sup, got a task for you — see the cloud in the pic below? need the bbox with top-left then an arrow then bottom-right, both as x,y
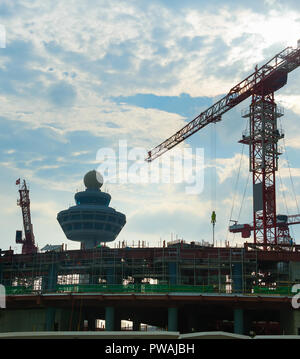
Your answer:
0,40 -> 48,97
0,96 -> 187,148
277,95 -> 300,115
216,153 -> 248,184
4,1 -> 299,102
3,149 -> 15,154
47,81 -> 77,107
112,93 -> 212,118
71,150 -> 90,157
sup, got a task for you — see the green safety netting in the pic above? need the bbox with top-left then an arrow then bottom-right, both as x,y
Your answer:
252,286 -> 292,295
55,284 -> 216,294
5,284 -> 293,295
5,286 -> 33,295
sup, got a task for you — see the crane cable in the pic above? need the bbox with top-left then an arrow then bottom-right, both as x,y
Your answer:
278,170 -> 289,214
231,155 -> 250,245
278,168 -> 295,239
237,171 -> 251,223
279,117 -> 300,214
226,119 -> 249,243
211,122 -> 217,246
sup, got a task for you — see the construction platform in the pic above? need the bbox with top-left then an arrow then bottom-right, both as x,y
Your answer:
0,242 -> 300,335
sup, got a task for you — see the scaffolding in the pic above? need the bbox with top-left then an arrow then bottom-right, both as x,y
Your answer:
0,243 -> 299,296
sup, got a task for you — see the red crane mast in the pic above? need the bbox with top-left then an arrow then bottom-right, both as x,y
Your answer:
146,42 -> 300,249
16,179 -> 37,254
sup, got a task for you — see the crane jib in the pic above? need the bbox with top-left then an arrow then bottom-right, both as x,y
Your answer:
146,45 -> 300,162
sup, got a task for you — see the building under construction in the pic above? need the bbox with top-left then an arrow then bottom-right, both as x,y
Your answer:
0,170 -> 299,335
0,239 -> 300,334
1,42 -> 300,336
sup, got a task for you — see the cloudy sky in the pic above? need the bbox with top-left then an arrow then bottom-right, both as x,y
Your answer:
1,0 -> 300,252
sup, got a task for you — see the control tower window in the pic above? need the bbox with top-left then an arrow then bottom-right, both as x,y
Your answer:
71,214 -> 80,220
95,214 -> 106,220
83,214 -> 94,220
74,223 -> 82,230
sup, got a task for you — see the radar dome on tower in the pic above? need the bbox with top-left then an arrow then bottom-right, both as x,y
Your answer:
83,170 -> 103,190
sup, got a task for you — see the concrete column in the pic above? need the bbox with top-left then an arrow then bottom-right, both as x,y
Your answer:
105,306 -> 115,331
45,307 -> 56,331
234,308 -> 244,335
168,307 -> 178,331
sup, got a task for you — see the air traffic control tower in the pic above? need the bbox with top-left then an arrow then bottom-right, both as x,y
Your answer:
57,170 -> 126,249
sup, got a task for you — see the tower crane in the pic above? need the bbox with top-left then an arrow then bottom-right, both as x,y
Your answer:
146,40 -> 300,249
15,179 -> 37,254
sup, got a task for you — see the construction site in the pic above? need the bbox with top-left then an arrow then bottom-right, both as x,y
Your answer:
1,41 -> 300,337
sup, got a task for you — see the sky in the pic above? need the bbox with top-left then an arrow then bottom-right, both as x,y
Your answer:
1,0 -> 300,252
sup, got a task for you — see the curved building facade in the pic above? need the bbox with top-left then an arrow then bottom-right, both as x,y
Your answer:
57,170 -> 126,249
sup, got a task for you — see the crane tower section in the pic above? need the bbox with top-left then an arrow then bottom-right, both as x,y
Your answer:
240,90 -> 284,247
